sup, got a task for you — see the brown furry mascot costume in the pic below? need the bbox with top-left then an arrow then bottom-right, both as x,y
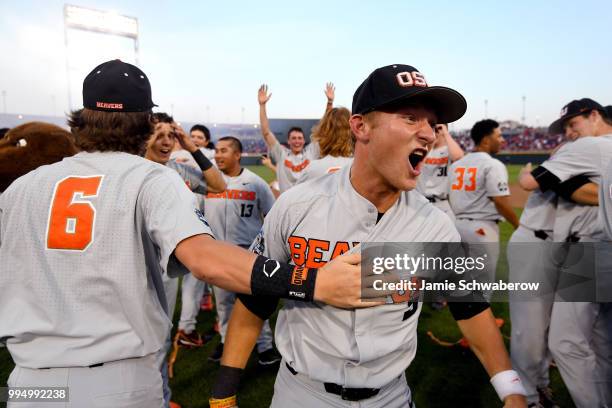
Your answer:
0,122 -> 78,192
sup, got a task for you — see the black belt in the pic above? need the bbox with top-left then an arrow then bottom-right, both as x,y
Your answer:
565,232 -> 580,243
534,230 -> 549,240
286,363 -> 380,401
457,217 -> 500,224
426,196 -> 447,203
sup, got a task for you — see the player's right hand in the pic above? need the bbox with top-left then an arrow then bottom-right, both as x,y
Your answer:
258,84 -> 272,105
313,252 -> 400,309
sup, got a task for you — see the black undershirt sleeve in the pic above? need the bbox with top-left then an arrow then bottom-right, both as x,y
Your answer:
447,292 -> 490,321
553,174 -> 593,201
531,166 -> 561,192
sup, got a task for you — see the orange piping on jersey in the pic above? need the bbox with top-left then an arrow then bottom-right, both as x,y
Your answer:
206,189 -> 256,201
424,157 -> 449,165
284,159 -> 310,172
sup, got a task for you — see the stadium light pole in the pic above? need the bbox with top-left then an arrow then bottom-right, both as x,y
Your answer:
484,99 -> 488,118
522,95 -> 526,125
63,4 -> 140,111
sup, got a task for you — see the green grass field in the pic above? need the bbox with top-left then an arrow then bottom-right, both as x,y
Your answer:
0,164 -> 575,407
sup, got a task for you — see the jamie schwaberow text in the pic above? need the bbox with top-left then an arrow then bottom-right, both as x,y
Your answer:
373,279 -> 541,292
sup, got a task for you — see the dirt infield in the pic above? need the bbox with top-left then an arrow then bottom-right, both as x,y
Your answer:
509,183 -> 529,209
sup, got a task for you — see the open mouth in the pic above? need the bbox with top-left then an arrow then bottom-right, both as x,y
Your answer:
408,148 -> 427,170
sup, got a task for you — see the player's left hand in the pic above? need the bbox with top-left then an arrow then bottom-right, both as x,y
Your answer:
503,394 -> 527,408
172,123 -> 198,153
324,82 -> 335,102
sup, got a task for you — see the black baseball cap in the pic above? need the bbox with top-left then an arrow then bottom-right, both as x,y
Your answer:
83,60 -> 157,112
548,98 -> 604,134
352,64 -> 467,124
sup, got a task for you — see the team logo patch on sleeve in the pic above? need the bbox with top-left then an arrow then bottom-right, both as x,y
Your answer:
194,209 -> 210,228
250,228 -> 266,255
497,181 -> 509,193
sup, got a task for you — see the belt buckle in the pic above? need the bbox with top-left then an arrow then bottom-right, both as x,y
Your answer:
340,387 -> 379,402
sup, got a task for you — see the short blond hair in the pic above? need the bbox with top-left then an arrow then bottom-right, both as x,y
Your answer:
312,107 -> 353,157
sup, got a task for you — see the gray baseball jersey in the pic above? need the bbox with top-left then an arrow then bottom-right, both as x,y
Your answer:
205,168 -> 275,247
252,165 -> 460,388
416,145 -> 451,199
170,147 -> 216,167
539,135 -> 612,240
601,159 -> 612,241
296,155 -> 353,184
519,189 -> 557,233
448,152 -> 510,221
167,159 -> 208,196
269,142 -> 320,193
0,151 -> 212,368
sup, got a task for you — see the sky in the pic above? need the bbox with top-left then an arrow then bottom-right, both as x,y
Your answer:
1,0 -> 611,130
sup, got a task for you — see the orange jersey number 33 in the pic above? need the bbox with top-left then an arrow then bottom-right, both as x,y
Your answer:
451,167 -> 477,191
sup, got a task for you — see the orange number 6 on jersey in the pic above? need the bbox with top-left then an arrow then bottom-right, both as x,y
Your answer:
46,176 -> 104,251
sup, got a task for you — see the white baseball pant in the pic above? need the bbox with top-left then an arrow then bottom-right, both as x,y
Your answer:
178,272 -> 205,333
507,225 -> 557,405
271,361 -> 415,408
548,236 -> 612,408
7,354 -> 163,408
454,219 -> 500,301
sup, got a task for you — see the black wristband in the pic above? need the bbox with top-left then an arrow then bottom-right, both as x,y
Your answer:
251,256 -> 318,301
212,365 -> 243,399
190,149 -> 213,171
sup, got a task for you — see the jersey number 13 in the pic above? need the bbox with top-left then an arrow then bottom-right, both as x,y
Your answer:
46,176 -> 104,251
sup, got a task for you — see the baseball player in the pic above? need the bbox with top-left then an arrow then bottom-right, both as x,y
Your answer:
297,106 -> 353,184
601,105 -> 612,242
449,119 -> 519,300
509,135 -> 601,407
144,112 -> 226,407
416,123 -> 464,220
0,60 -> 378,408
518,98 -> 612,408
258,84 -> 321,193
204,136 -> 279,365
209,64 -> 527,408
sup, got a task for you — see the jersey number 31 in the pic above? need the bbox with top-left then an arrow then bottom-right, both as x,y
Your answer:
46,176 -> 103,251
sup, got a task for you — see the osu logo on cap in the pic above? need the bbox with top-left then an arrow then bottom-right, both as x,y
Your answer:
396,71 -> 428,88
560,106 -> 568,117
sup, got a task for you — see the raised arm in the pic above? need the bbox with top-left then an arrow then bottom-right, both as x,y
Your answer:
324,82 -> 335,114
258,84 -> 278,149
443,126 -> 464,161
173,124 -> 226,193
